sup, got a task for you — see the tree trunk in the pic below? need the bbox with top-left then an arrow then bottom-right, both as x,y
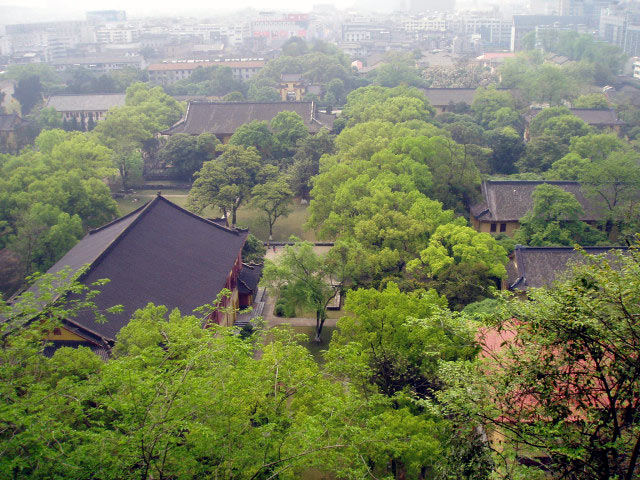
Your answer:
231,207 -> 237,227
314,310 -> 325,343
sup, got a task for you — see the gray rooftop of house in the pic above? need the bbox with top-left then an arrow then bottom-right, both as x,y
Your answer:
508,245 -> 629,290
45,94 -> 126,112
471,180 -> 602,222
421,88 -> 477,106
36,195 -> 248,343
162,101 -> 335,136
525,107 -> 624,126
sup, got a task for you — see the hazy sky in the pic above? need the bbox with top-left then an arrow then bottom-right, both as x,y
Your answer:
0,0 -> 357,21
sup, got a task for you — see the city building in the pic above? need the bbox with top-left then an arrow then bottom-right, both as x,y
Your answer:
511,15 -> 589,51
251,12 -> 310,46
45,94 -> 126,128
86,10 -> 127,24
147,59 -> 265,85
600,3 -> 640,57
49,54 -> 145,73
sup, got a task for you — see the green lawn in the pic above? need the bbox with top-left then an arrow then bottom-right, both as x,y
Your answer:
115,191 -> 315,242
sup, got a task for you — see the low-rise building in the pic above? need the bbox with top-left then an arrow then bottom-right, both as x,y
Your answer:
50,54 -> 145,73
162,101 -> 335,143
523,107 -> 625,140
33,194 -> 253,357
471,180 -> 602,237
147,59 -> 265,86
0,113 -> 26,154
45,93 -> 126,129
507,245 -> 629,291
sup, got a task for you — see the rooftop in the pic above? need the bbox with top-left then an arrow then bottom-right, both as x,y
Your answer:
38,195 -> 248,343
472,180 -> 602,222
509,245 -> 629,290
162,101 -> 335,136
45,94 -> 126,112
525,107 -> 624,126
148,60 -> 265,71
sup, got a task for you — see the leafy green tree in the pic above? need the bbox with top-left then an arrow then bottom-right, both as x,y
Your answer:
242,233 -> 266,263
229,120 -> 276,159
484,127 -> 525,174
222,91 -> 244,101
407,224 -> 508,308
523,64 -> 577,105
7,203 -> 84,275
0,283 -> 354,479
13,75 -> 43,115
409,223 -> 508,279
569,133 -> 630,163
518,134 -> 570,173
342,85 -> 434,126
187,145 -> 262,226
389,135 -> 481,212
261,240 -> 341,341
580,152 -> 640,238
157,132 -> 219,179
35,107 -> 63,130
528,106 -> 572,138
289,128 -> 335,198
513,184 -> 606,246
325,283 -> 481,478
471,87 -> 516,128
251,178 -> 293,240
166,65 -> 244,97
541,115 -> 591,144
373,58 -> 426,88
270,110 -> 309,157
247,84 -> 280,101
281,36 -> 309,56
572,93 -> 609,109
472,248 -> 640,480
546,152 -> 592,180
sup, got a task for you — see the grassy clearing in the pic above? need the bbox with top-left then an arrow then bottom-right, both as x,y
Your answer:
115,191 -> 315,242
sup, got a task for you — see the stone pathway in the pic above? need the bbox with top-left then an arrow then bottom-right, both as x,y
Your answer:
261,290 -> 339,328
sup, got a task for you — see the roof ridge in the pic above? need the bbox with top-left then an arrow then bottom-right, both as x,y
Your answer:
76,196 -> 162,283
484,179 -> 581,185
514,245 -> 629,250
153,194 -> 248,235
89,201 -> 150,234
188,100 -> 313,105
48,93 -> 126,97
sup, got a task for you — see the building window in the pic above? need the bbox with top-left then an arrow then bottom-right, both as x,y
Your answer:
500,223 -> 507,233
490,223 -> 497,233
53,328 -> 61,335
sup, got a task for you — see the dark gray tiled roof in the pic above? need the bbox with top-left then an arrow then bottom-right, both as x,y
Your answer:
43,341 -> 110,361
238,263 -> 263,295
472,180 -> 602,222
41,195 -> 248,342
162,101 -> 334,136
508,245 -> 629,291
421,88 -> 477,106
524,107 -> 624,126
46,94 -> 126,112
